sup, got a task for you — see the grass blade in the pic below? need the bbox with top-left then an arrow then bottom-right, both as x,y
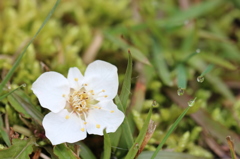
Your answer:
125,106 -> 153,159
151,106 -> 191,159
0,84 -> 26,101
200,64 -> 214,77
0,0 -> 61,92
119,52 -> 132,112
10,90 -> 43,125
152,40 -> 172,86
200,54 -> 235,70
102,129 -> 111,159
177,64 -> 187,89
0,115 -> 11,147
182,50 -> 200,64
54,144 -> 79,159
115,95 -> 134,149
78,142 -> 97,159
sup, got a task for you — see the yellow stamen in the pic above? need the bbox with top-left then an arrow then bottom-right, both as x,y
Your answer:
84,122 -> 87,125
62,94 -> 66,97
96,124 -> 100,128
80,128 -> 85,132
74,78 -> 78,81
110,110 -> 114,113
65,115 -> 70,119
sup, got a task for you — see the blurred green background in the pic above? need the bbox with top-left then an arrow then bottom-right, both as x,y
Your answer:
0,0 -> 240,158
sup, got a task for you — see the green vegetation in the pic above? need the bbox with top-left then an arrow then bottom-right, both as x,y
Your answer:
0,0 -> 240,158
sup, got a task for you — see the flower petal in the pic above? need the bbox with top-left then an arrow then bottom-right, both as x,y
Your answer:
83,60 -> 118,100
86,100 -> 124,135
32,72 -> 70,113
42,109 -> 87,145
67,67 -> 84,90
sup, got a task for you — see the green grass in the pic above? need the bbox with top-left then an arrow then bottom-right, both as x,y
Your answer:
0,0 -> 240,158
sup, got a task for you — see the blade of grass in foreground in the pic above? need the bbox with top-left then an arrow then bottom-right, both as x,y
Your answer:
54,144 -> 79,159
115,95 -> 134,149
103,129 -> 111,159
109,53 -> 134,150
125,106 -> 152,159
119,52 -> 132,112
0,115 -> 11,147
0,0 -> 61,93
78,142 -> 96,159
151,106 -> 191,159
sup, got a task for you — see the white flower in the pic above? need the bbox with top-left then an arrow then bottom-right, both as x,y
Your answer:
32,60 -> 124,145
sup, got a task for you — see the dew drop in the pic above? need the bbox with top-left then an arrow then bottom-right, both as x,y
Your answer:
134,143 -> 139,150
197,76 -> 204,83
196,49 -> 201,53
152,100 -> 159,107
177,88 -> 184,96
188,98 -> 197,107
21,83 -> 26,87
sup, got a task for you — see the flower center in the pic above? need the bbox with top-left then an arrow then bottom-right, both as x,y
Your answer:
69,90 -> 90,114
63,86 -> 111,122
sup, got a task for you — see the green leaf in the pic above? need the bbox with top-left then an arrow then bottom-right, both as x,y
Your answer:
151,106 -> 191,159
115,95 -> 134,149
119,53 -> 132,112
0,0 -> 61,93
78,142 -> 97,159
102,129 -> 111,159
54,144 -> 79,159
125,107 -> 152,159
8,95 -> 31,119
0,115 -> 11,147
9,90 -> 43,125
0,138 -> 35,159
152,41 -> 172,86
177,64 -> 187,89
